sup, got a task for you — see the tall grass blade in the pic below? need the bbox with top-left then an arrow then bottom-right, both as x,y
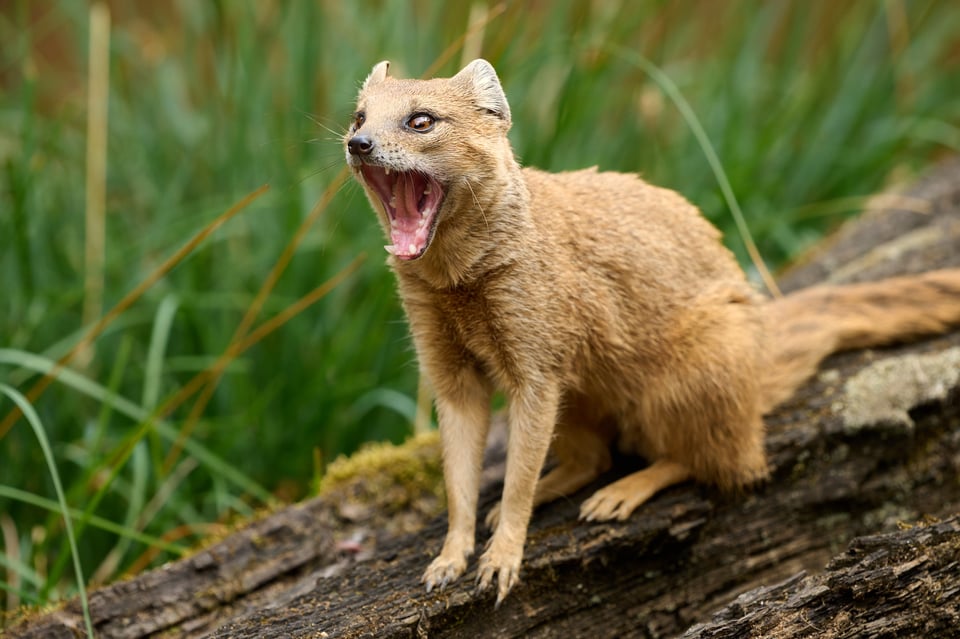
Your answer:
80,2 -> 111,369
0,384 -> 95,638
143,295 -> 180,411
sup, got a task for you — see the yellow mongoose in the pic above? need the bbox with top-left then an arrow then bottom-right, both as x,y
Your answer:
344,59 -> 960,605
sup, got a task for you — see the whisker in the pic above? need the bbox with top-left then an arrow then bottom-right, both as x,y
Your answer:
303,137 -> 350,149
298,159 -> 348,184
463,177 -> 489,231
297,108 -> 348,139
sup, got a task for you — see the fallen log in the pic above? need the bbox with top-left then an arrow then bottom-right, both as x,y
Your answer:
9,159 -> 960,638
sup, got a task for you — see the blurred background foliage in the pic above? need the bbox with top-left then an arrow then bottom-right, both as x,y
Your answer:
1,0 -> 959,613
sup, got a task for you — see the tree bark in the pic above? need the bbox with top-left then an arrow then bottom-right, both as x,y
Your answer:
9,159 -> 960,638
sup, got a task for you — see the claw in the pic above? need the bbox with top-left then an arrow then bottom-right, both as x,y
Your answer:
474,542 -> 522,606
422,553 -> 467,594
579,491 -> 626,522
475,565 -> 493,592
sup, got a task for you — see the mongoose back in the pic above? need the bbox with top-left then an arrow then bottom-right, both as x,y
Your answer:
344,59 -> 960,605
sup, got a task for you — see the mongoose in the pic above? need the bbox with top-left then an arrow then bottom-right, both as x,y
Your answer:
344,59 -> 960,605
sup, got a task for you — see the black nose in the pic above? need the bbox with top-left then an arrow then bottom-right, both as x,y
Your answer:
347,135 -> 375,156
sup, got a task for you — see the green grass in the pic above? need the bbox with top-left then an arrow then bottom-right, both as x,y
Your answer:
2,0 -> 959,616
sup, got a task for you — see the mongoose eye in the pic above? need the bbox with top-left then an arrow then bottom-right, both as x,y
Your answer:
353,111 -> 365,130
406,113 -> 436,133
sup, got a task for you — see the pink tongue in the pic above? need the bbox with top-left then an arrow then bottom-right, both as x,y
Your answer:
388,176 -> 426,258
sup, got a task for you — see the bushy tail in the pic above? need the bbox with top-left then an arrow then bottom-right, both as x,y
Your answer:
760,268 -> 960,412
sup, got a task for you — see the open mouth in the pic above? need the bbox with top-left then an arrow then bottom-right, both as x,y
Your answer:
358,165 -> 444,260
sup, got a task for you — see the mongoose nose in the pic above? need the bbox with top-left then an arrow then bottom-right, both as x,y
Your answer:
348,135 -> 375,156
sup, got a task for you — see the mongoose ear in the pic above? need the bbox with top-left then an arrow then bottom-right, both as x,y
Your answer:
453,59 -> 511,124
362,61 -> 391,90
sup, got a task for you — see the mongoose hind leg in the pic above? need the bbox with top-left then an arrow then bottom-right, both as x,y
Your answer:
579,283 -> 767,522
579,459 -> 691,522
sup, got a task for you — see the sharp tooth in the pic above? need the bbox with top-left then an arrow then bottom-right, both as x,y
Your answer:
408,243 -> 417,255
417,218 -> 425,229
384,167 -> 391,176
389,195 -> 396,207
423,183 -> 432,195
384,245 -> 397,255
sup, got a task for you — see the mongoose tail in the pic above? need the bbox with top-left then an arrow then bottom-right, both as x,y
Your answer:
761,268 -> 960,412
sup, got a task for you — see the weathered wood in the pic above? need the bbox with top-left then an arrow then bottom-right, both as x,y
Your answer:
8,498 -> 343,638
8,159 -> 960,638
682,516 -> 960,638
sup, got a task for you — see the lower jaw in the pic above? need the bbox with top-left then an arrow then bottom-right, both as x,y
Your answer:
392,246 -> 423,261
391,237 -> 432,261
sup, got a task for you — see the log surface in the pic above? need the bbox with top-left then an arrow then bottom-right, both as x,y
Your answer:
682,516 -> 960,638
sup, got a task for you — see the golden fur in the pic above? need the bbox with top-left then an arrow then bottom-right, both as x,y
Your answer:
344,59 -> 960,604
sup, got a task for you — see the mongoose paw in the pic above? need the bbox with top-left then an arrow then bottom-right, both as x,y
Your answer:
422,553 -> 467,593
475,542 -> 522,608
484,501 -> 502,530
579,462 -> 689,522
579,485 -> 639,522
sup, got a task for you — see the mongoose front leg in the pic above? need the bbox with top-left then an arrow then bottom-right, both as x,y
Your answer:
485,421 -> 612,530
476,384 -> 560,606
422,375 -> 491,592
485,461 -> 607,530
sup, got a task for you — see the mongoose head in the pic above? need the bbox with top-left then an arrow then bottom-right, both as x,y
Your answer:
345,59 -> 512,261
